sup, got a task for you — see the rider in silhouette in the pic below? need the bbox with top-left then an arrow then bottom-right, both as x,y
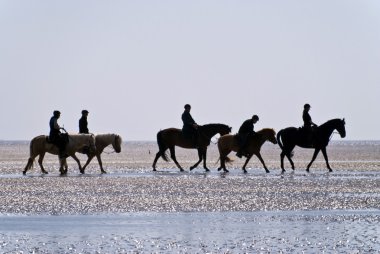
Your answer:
49,110 -> 67,158
79,109 -> 89,134
303,103 -> 317,146
236,115 -> 259,158
182,104 -> 199,147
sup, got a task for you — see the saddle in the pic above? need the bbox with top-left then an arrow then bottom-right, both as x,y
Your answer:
298,127 -> 316,147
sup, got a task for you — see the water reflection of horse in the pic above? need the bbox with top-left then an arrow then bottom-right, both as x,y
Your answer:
23,134 -> 96,175
217,128 -> 277,173
81,133 -> 122,174
277,118 -> 346,173
152,123 -> 232,171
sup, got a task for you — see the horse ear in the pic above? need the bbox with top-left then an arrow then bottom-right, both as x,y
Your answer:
343,118 -> 345,124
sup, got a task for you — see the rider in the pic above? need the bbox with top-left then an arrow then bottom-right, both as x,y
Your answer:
181,104 -> 199,147
236,115 -> 259,158
49,110 -> 67,158
79,109 -> 89,134
303,103 -> 317,145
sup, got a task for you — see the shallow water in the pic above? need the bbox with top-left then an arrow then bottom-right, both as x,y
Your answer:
0,140 -> 380,252
1,211 -> 380,253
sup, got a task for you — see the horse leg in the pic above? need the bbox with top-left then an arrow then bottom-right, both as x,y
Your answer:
280,150 -> 286,173
190,148 -> 203,171
152,152 -> 161,171
59,157 -> 66,175
96,154 -> 106,174
169,147 -> 184,171
37,153 -> 48,174
242,155 -> 253,173
23,156 -> 35,175
306,148 -> 320,172
256,152 -> 270,173
81,154 -> 95,174
321,147 -> 332,172
202,149 -> 209,172
70,154 -> 83,173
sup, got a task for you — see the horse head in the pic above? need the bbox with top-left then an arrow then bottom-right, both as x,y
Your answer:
219,124 -> 232,136
112,134 -> 122,153
257,128 -> 277,144
336,118 -> 346,138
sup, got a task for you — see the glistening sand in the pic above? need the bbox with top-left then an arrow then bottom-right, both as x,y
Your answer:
0,140 -> 379,252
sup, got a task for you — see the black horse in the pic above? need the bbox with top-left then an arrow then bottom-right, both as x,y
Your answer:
152,123 -> 232,172
277,118 -> 346,173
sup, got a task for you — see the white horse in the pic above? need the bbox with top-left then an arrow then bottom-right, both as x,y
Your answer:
81,133 -> 122,173
23,134 -> 96,175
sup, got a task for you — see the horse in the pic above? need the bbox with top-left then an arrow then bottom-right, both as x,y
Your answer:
23,134 -> 96,175
152,123 -> 232,172
80,133 -> 123,174
277,118 -> 346,173
217,128 -> 277,173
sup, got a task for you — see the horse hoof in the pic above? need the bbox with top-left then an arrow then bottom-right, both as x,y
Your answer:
243,170 -> 247,174
329,169 -> 333,172
101,170 -> 107,174
265,170 -> 270,173
217,168 -> 222,171
190,167 -> 194,171
153,169 -> 157,171
205,169 -> 210,172
224,169 -> 229,173
22,171 -> 26,175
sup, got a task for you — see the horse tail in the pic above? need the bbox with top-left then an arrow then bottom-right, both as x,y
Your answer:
276,129 -> 294,158
225,156 -> 233,163
276,130 -> 284,150
24,138 -> 36,171
157,131 -> 169,162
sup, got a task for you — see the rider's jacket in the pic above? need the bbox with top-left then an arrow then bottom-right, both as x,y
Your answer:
238,119 -> 255,135
79,116 -> 89,134
182,110 -> 196,133
49,116 -> 61,139
303,110 -> 313,128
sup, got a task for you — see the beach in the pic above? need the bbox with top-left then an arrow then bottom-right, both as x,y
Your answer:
0,140 -> 380,252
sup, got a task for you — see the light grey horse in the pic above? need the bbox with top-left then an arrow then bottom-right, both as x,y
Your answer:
23,134 -> 96,175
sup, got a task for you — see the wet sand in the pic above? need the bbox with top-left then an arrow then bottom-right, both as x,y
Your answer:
0,141 -> 380,252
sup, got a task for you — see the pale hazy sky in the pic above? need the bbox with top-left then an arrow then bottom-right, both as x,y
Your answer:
1,1 -> 379,141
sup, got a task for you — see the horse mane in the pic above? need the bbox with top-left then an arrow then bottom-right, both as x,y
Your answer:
200,123 -> 228,129
256,128 -> 275,135
96,133 -> 122,145
319,118 -> 343,129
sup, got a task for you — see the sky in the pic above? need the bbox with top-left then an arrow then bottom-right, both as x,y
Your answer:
0,1 -> 379,141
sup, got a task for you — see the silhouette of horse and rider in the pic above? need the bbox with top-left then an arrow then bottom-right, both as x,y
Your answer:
153,103 -> 346,173
24,110 -> 122,175
24,103 -> 346,175
277,104 -> 346,173
153,104 -> 232,172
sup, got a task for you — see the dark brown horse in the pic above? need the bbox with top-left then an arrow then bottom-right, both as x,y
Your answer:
217,128 -> 277,173
152,123 -> 231,171
277,118 -> 346,173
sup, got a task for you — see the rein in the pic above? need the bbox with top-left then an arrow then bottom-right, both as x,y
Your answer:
329,131 -> 339,141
